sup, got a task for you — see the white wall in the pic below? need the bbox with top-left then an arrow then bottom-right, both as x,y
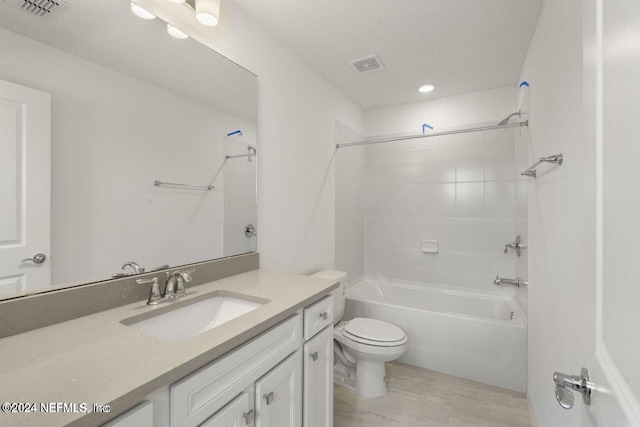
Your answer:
358,87 -> 527,294
365,86 -> 516,136
136,0 -> 365,274
0,28 -> 252,285
518,0 -> 593,425
334,122 -> 365,282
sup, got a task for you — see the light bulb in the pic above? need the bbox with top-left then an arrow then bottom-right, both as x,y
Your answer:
196,0 -> 220,27
167,24 -> 189,39
130,3 -> 156,20
418,84 -> 435,93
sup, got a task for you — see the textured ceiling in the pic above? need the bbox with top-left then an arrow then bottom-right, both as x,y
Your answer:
233,0 -> 544,111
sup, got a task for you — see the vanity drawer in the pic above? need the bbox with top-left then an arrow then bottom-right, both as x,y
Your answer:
170,314 -> 302,427
304,295 -> 333,340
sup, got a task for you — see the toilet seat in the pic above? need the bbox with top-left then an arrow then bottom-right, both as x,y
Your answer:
340,318 -> 408,347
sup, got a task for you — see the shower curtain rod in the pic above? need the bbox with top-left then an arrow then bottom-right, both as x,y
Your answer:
336,120 -> 528,149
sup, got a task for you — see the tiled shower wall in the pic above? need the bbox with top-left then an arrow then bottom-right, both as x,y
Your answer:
514,91 -> 530,313
363,128 -> 527,292
335,87 -> 529,295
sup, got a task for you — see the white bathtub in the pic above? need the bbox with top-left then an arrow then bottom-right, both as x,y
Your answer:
344,278 -> 527,392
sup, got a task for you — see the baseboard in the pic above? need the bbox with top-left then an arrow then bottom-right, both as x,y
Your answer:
527,385 -> 541,427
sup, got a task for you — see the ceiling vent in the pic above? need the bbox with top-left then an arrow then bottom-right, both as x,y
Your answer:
2,0 -> 70,22
348,54 -> 385,76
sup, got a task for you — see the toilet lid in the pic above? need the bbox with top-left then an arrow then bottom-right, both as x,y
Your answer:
343,318 -> 406,343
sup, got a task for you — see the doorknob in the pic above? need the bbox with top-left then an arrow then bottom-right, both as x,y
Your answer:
21,253 -> 47,264
553,367 -> 594,409
245,224 -> 256,237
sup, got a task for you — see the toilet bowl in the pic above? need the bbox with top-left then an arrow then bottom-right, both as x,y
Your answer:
334,318 -> 408,397
310,270 -> 408,398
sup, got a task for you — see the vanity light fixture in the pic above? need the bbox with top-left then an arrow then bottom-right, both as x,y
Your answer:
130,2 -> 156,20
418,83 -> 435,93
167,24 -> 189,39
131,0 -> 221,40
196,0 -> 220,26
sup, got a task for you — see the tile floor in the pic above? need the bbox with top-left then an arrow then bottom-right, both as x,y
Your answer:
334,362 -> 532,427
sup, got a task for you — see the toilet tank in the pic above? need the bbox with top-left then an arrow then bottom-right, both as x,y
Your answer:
310,269 -> 348,323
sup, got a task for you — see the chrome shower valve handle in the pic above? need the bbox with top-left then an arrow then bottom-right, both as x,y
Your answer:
503,235 -> 526,257
553,368 -> 594,409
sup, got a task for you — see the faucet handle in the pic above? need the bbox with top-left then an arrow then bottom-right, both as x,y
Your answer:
136,277 -> 157,285
504,243 -> 510,254
136,277 -> 161,305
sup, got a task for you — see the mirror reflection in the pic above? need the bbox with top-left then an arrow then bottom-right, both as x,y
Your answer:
0,0 -> 257,300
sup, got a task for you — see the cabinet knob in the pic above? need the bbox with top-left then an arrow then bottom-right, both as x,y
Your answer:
311,351 -> 319,361
264,391 -> 274,405
242,409 -> 254,425
319,311 -> 328,320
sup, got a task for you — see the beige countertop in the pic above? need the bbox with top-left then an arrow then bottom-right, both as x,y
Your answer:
0,269 -> 338,427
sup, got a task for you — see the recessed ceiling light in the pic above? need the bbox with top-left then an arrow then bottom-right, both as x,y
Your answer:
418,84 -> 435,93
167,24 -> 189,39
130,3 -> 156,20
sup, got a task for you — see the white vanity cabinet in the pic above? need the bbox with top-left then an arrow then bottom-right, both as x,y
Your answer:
102,401 -> 153,427
303,326 -> 333,427
254,351 -> 302,427
170,314 -> 302,427
200,392 -> 253,427
121,293 -> 336,427
302,295 -> 334,427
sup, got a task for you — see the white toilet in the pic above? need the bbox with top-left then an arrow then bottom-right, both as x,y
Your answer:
311,270 -> 408,398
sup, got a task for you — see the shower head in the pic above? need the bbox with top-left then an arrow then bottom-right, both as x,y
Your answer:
498,111 -> 522,126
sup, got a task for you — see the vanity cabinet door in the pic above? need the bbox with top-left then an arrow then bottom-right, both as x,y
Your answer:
254,351 -> 302,427
200,392 -> 252,427
303,326 -> 333,427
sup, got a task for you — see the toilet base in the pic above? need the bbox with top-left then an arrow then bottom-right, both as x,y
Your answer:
355,361 -> 388,398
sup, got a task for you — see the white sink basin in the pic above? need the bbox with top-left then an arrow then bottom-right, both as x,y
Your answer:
122,292 -> 268,343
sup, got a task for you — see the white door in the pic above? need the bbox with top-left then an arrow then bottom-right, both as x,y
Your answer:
0,79 -> 51,298
255,351 -> 302,427
580,0 -> 640,425
201,393 -> 253,427
303,326 -> 333,427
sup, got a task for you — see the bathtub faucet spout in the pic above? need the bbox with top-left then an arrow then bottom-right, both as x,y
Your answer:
493,276 -> 529,287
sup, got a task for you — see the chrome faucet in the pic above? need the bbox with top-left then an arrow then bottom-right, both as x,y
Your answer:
504,235 -> 526,257
165,269 -> 194,299
135,268 -> 194,306
493,276 -> 529,287
122,261 -> 144,275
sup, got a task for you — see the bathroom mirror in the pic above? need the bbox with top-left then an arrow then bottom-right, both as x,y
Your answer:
0,0 -> 257,300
